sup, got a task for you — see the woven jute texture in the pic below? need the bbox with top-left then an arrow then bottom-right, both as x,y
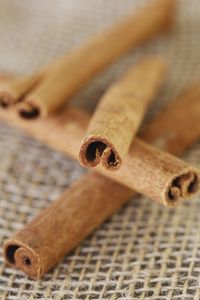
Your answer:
0,0 -> 200,299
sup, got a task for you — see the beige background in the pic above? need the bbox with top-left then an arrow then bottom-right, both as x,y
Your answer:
0,0 -> 200,299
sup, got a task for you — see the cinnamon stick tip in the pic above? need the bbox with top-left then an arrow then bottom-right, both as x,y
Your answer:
165,169 -> 200,207
79,136 -> 121,171
3,240 -> 42,279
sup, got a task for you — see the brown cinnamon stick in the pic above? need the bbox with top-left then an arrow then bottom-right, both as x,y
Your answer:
102,138 -> 200,205
3,82 -> 200,279
79,56 -> 166,170
1,80 -> 200,206
4,173 -> 133,279
0,0 -> 176,117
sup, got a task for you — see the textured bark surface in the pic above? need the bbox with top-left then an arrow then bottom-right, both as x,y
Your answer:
104,138 -> 200,206
79,57 -> 166,170
0,0 -> 176,118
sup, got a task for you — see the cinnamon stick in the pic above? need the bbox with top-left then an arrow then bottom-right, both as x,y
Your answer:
0,0 -> 176,117
3,173 -> 133,279
103,138 -> 200,205
3,82 -> 200,279
1,80 -> 200,206
141,83 -> 200,155
79,56 -> 166,170
0,73 -> 43,109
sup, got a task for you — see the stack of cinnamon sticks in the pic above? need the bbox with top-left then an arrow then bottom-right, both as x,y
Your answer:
1,0 -> 200,279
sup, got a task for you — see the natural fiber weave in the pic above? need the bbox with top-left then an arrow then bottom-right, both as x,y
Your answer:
0,0 -> 200,299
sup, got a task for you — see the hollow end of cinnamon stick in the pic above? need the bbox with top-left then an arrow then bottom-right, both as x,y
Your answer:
18,101 -> 40,119
165,170 -> 200,207
0,90 -> 15,108
79,136 -> 121,170
3,240 -> 42,279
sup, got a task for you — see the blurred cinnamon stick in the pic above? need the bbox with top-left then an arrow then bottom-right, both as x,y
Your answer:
1,80 -> 200,206
0,0 -> 176,118
141,83 -> 200,154
79,56 -> 166,170
0,73 -> 43,109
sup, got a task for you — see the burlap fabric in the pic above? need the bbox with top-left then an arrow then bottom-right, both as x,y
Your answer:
0,0 -> 200,299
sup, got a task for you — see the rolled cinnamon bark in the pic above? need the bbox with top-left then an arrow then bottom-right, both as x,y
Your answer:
3,173 -> 133,279
3,83 -> 200,279
1,81 -> 200,206
0,73 -> 43,109
0,0 -> 176,117
102,138 -> 200,206
79,57 -> 166,170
